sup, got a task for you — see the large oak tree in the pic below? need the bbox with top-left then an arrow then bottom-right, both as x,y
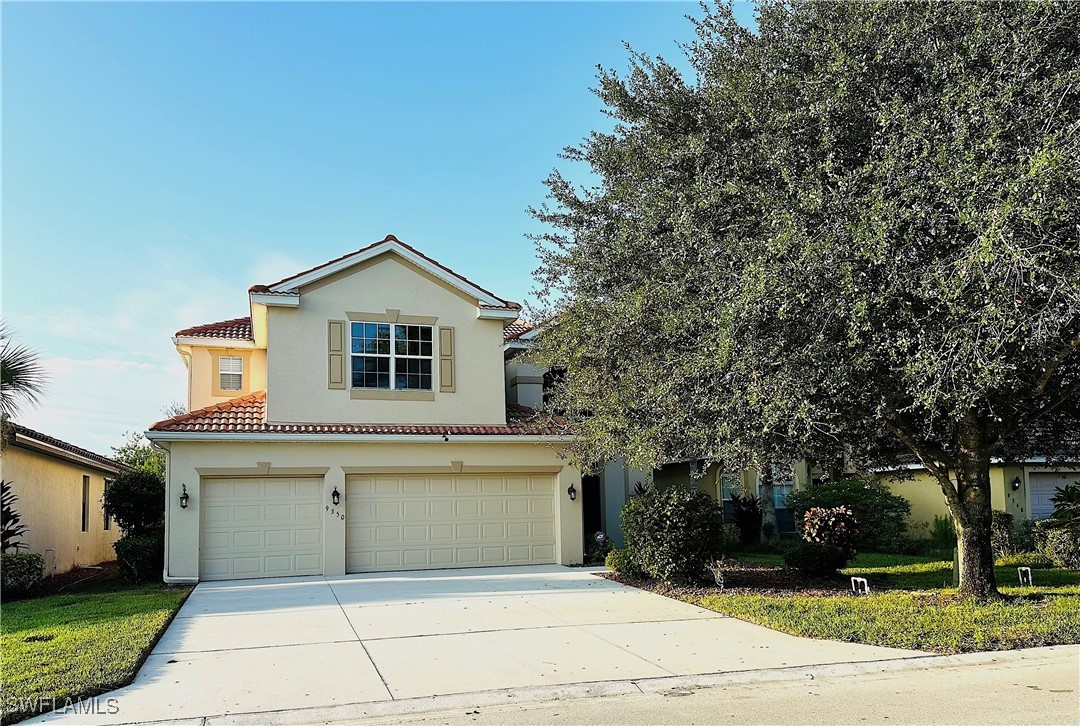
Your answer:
530,0 -> 1080,599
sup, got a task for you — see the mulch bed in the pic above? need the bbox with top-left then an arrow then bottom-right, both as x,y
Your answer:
599,557 -> 853,598
10,561 -> 120,601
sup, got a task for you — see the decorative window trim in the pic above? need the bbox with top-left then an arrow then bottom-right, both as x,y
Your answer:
211,350 -> 251,397
350,322 -> 435,392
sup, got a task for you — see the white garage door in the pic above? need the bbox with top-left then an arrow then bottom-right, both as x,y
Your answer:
1029,471 -> 1079,520
346,474 -> 556,573
200,477 -> 324,581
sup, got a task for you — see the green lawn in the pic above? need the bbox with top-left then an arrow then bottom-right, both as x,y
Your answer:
689,587 -> 1080,653
1,581 -> 191,724
689,552 -> 1080,653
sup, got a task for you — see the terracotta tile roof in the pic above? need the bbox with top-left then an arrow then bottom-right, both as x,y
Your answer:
149,391 -> 567,436
175,317 -> 253,341
504,320 -> 534,341
9,424 -> 134,474
264,235 -> 521,310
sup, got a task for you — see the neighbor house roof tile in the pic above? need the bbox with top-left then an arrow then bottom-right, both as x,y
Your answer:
149,392 -> 566,436
503,321 -> 534,341
175,317 -> 254,341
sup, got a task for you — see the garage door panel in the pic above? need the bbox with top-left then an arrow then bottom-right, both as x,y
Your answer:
429,478 -> 453,493
346,473 -> 556,573
455,477 -> 480,493
199,478 -> 324,581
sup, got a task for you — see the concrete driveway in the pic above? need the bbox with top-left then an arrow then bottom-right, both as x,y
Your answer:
32,566 -> 925,725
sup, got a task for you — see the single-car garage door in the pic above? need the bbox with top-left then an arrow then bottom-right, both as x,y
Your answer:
346,474 -> 555,573
1029,471 -> 1079,520
200,477 -> 324,581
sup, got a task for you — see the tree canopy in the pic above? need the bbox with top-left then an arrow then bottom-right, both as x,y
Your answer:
530,0 -> 1080,599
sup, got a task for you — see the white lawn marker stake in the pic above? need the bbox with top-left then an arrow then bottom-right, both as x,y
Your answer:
1018,567 -> 1033,586
850,577 -> 870,595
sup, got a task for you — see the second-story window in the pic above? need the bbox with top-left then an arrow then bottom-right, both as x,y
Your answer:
351,322 -> 433,390
219,356 -> 243,391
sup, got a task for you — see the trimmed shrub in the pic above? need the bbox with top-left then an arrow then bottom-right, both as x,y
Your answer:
787,479 -> 910,552
1034,520 -> 1080,570
785,505 -> 859,576
584,531 -> 614,565
621,484 -> 724,584
604,548 -> 641,577
801,506 -> 859,556
995,552 -> 1053,569
991,511 -> 1017,557
1013,518 -> 1037,553
103,470 -> 165,536
1,552 -> 44,595
114,529 -> 165,583
731,492 -> 763,545
783,542 -> 850,576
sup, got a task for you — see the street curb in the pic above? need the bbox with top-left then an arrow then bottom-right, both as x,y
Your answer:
196,644 -> 1078,726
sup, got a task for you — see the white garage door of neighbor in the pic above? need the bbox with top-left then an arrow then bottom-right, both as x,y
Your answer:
1029,471 -> 1079,520
200,478 -> 324,581
346,474 -> 556,573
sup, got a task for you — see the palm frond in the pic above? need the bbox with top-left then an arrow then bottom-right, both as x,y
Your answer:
0,322 -> 49,419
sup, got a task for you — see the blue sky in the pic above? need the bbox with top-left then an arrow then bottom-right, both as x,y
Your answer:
3,1 -> 754,452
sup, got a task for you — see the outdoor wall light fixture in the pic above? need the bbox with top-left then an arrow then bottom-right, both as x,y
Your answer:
332,487 -> 341,506
567,482 -> 577,501
179,484 -> 190,509
1011,476 -> 1022,491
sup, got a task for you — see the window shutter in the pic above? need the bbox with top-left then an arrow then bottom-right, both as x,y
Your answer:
438,326 -> 455,393
328,320 -> 346,390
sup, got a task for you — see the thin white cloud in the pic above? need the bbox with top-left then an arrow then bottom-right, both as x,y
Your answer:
13,355 -> 187,454
248,253 -> 307,287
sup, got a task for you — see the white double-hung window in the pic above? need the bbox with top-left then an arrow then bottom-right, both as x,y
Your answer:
219,356 -> 243,391
351,322 -> 433,390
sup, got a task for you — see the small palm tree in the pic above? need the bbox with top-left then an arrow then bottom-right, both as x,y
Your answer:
0,321 -> 48,421
1,480 -> 29,552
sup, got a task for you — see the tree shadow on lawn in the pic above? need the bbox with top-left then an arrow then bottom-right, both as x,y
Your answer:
603,555 -> 1080,598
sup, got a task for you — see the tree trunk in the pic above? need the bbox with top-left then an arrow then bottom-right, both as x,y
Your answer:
938,418 -> 1000,601
952,461 -> 1000,600
759,463 -> 777,542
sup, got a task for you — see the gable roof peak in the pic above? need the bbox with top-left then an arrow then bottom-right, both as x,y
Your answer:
259,235 -> 520,311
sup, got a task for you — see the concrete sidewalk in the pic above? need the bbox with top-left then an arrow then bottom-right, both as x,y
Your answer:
28,566 -> 927,725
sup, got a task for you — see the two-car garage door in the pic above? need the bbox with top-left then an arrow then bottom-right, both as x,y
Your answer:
345,474 -> 556,573
198,473 -> 557,580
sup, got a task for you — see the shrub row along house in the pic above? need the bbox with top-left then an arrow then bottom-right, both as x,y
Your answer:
147,237 -> 1078,583
1,424 -> 130,574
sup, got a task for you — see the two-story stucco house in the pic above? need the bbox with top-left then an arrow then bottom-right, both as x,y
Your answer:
147,236 -> 583,583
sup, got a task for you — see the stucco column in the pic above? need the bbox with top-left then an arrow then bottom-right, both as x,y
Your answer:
556,466 -> 584,565
323,466 -> 347,576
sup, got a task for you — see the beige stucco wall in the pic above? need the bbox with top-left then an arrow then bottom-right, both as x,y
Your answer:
0,447 -> 120,574
161,439 -> 583,582
883,467 -> 1016,534
186,345 -> 267,412
266,255 -> 507,425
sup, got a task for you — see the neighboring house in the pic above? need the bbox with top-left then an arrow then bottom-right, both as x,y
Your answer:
880,460 -> 1080,531
503,326 -> 646,547
147,236 -> 583,583
1,424 -> 129,575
